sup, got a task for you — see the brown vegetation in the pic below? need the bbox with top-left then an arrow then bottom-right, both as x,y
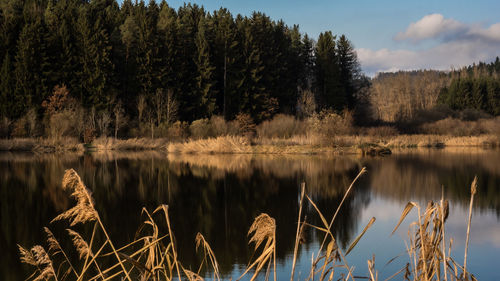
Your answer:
370,71 -> 448,123
2,109 -> 500,153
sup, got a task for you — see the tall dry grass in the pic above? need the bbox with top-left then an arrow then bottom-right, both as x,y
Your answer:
19,168 -> 478,281
91,137 -> 170,151
0,137 -> 83,152
168,136 -> 252,154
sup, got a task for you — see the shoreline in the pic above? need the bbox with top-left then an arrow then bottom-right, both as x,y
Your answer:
0,134 -> 499,154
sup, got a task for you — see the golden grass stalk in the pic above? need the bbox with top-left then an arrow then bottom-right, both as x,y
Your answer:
52,169 -> 132,281
67,229 -> 106,280
44,227 -> 78,278
182,267 -> 205,281
195,233 -> 220,281
367,255 -> 377,281
154,204 -> 183,281
290,183 -> 306,281
317,167 -> 367,254
345,217 -> 376,256
391,179 -> 478,281
463,176 -> 477,279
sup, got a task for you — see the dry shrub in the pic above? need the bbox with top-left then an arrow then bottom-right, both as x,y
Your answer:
11,117 -> 27,137
83,127 -> 96,144
236,113 -> 256,136
361,126 -> 399,137
307,110 -> 353,137
0,117 -> 10,138
459,108 -> 491,121
421,118 -> 484,136
210,115 -> 239,136
168,121 -> 189,139
412,105 -> 454,125
477,117 -> 500,135
190,118 -> 212,139
47,110 -> 76,139
256,114 -> 306,138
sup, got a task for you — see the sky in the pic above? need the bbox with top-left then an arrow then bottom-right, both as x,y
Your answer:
163,0 -> 500,76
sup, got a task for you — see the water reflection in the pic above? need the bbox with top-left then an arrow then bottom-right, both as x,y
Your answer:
1,149 -> 499,280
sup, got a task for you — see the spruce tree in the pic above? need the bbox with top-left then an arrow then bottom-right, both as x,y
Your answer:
315,31 -> 343,110
336,34 -> 361,110
195,17 -> 217,117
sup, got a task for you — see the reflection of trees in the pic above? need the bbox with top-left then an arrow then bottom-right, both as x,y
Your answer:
165,154 -> 369,275
4,149 -> 499,280
0,153 -> 81,281
0,152 -> 369,279
366,149 -> 500,215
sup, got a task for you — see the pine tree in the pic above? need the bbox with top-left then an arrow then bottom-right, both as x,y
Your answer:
0,53 -> 14,117
77,5 -> 114,109
13,19 -> 48,117
315,31 -> 343,110
195,17 -> 217,117
336,34 -> 361,110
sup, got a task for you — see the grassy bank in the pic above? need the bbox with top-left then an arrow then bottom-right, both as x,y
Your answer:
1,133 -> 499,154
18,168 -> 478,281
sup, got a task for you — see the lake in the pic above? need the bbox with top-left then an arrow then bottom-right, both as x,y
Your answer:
1,149 -> 499,280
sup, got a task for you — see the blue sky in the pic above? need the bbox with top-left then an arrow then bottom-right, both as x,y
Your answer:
164,0 -> 500,75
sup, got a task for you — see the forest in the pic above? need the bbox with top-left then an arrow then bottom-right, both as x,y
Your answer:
1,0 -> 500,141
0,0 -> 366,139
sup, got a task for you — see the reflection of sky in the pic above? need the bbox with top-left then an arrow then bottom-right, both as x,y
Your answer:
219,195 -> 500,281
353,197 -> 500,280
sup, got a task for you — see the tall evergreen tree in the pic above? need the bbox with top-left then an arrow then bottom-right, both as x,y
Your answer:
336,34 -> 361,110
77,5 -> 114,109
195,17 -> 217,117
315,31 -> 343,110
0,53 -> 14,117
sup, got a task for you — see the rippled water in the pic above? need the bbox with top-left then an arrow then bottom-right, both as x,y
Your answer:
1,149 -> 499,280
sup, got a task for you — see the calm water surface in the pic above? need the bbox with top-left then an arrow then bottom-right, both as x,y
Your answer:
1,149 -> 499,280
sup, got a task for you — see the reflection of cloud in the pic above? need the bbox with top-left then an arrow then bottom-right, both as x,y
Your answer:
358,14 -> 500,75
445,207 -> 500,248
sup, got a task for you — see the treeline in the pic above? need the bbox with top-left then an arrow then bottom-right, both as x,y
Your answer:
0,0 -> 366,139
370,58 -> 500,125
438,59 -> 500,115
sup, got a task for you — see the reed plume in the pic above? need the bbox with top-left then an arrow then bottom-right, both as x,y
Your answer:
391,178 -> 477,281
238,213 -> 277,281
19,245 -> 57,281
52,169 -> 98,226
45,227 -> 78,278
67,229 -> 92,260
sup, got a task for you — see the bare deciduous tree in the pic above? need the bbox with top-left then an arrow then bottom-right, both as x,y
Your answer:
114,101 -> 127,139
165,89 -> 178,126
296,89 -> 316,119
154,89 -> 165,126
137,95 -> 147,124
97,110 -> 111,137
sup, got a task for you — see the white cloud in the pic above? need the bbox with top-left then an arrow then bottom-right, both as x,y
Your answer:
358,14 -> 500,76
394,13 -> 466,42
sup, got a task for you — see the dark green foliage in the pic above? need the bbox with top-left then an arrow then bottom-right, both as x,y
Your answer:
0,0 -> 365,126
315,31 -> 342,110
438,59 -> 500,116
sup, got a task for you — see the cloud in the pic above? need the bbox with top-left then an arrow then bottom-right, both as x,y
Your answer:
394,13 -> 466,42
358,14 -> 500,76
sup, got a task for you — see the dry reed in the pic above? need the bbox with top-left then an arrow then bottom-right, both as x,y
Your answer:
18,168 -> 479,281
